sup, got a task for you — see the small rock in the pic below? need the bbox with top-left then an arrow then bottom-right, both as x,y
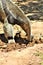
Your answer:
7,43 -> 16,51
39,38 -> 43,43
0,40 -> 5,46
34,39 -> 40,44
15,43 -> 21,49
21,44 -> 26,48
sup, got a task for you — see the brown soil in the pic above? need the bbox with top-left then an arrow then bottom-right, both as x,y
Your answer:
0,42 -> 43,65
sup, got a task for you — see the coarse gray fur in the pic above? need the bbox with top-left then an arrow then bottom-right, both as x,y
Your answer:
1,0 -> 31,41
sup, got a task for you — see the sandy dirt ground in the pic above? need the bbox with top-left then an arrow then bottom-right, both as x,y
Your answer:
0,44 -> 43,65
